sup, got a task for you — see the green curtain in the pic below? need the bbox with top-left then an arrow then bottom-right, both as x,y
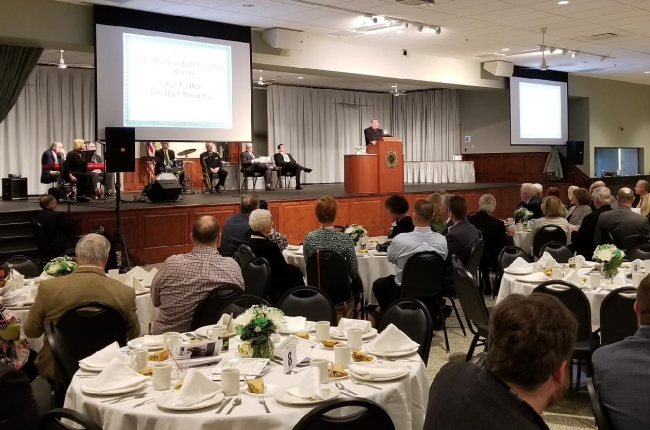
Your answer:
0,44 -> 43,124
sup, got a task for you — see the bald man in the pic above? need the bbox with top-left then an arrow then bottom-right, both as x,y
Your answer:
240,143 -> 273,191
595,187 -> 650,251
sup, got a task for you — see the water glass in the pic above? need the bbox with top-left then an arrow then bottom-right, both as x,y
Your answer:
589,273 -> 601,288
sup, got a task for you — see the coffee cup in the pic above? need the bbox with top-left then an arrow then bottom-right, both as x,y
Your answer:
347,328 -> 363,350
506,217 -> 514,225
221,368 -> 244,396
589,273 -> 601,288
644,260 -> 650,272
334,344 -> 351,369
130,348 -> 148,372
108,269 -> 119,279
314,321 -> 330,342
516,223 -> 524,232
632,273 -> 645,288
152,362 -> 178,391
207,325 -> 227,341
163,332 -> 180,354
310,358 -> 333,384
532,263 -> 543,273
551,268 -> 563,280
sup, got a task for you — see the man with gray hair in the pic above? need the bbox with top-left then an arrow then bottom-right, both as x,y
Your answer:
40,141 -> 65,184
516,183 -> 543,219
532,183 -> 543,204
570,187 -> 613,258
24,233 -> 140,381
595,187 -> 650,252
634,180 -> 650,217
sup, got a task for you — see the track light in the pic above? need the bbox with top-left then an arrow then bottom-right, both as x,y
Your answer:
572,51 -> 578,58
550,47 -> 556,54
562,49 -> 569,55
404,22 -> 409,28
600,56 -> 606,62
435,26 -> 441,35
417,25 -> 423,32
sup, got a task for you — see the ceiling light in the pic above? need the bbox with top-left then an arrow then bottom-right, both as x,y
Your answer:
417,25 -> 423,32
562,49 -> 569,55
644,71 -> 650,74
297,76 -> 304,79
502,48 -> 509,51
242,4 -> 254,7
572,51 -> 578,58
550,47 -> 556,54
558,1 -> 569,4
435,26 -> 441,35
391,85 -> 397,87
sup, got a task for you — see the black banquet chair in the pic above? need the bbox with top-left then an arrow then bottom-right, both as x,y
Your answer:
237,244 -> 255,269
32,220 -> 54,264
378,298 -> 433,364
60,248 -> 76,258
625,244 -> 650,261
306,250 -> 354,310
277,286 -> 337,326
532,225 -> 567,259
292,398 -> 395,430
600,287 -> 638,346
586,378 -> 614,430
38,408 -> 102,430
494,245 -> 532,299
190,284 -> 244,330
540,241 -> 574,264
215,294 -> 270,319
242,257 -> 271,300
2,255 -> 41,278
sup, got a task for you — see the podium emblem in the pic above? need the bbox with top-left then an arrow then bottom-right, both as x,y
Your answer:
384,149 -> 398,169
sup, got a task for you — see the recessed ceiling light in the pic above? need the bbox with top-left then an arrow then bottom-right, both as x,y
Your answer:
558,0 -> 569,4
645,71 -> 650,74
297,76 -> 304,79
396,30 -> 404,34
391,85 -> 397,88
502,48 -> 509,51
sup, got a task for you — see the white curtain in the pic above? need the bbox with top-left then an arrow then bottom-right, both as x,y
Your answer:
0,66 -> 95,194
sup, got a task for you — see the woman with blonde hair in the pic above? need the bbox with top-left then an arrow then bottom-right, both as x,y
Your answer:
566,188 -> 593,226
530,196 -> 572,247
427,192 -> 448,233
65,139 -> 97,202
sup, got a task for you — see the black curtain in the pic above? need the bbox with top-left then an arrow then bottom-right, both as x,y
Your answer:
0,45 -> 43,123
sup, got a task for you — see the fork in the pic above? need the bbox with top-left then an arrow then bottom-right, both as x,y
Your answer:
349,377 -> 383,391
259,395 -> 271,413
110,393 -> 147,404
133,398 -> 155,408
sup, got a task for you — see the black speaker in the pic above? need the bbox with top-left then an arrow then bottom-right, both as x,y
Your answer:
566,141 -> 584,165
105,127 -> 136,173
2,178 -> 27,200
146,179 -> 182,202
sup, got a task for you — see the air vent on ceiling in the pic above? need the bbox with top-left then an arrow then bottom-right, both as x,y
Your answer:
587,33 -> 619,40
395,0 -> 435,5
326,30 -> 361,38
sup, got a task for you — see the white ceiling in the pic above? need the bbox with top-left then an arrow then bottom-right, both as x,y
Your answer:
48,0 -> 650,85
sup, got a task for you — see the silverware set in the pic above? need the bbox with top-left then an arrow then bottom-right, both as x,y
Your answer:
259,395 -> 271,413
101,392 -> 147,404
215,397 -> 232,414
226,397 -> 242,415
335,382 -> 358,396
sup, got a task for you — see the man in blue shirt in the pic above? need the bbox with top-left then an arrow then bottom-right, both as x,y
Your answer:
220,193 -> 259,257
372,199 -> 448,311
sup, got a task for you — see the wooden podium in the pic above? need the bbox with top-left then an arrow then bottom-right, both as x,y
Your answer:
344,138 -> 404,194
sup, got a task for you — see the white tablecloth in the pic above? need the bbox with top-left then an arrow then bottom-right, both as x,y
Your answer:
283,250 -> 396,305
64,333 -> 429,430
513,230 -> 533,253
403,161 -> 475,184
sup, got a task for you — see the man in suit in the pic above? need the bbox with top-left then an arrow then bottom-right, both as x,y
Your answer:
634,179 -> 650,217
220,193 -> 259,257
0,363 -> 39,430
364,119 -> 384,147
155,142 -> 176,175
40,141 -> 64,184
33,195 -> 76,256
24,234 -> 140,381
425,293 -> 576,430
240,143 -> 274,191
592,275 -> 650,430
199,142 -> 228,193
595,187 -> 650,252
444,195 -> 480,294
570,187 -> 613,258
86,141 -> 115,196
516,183 -> 544,219
273,144 -> 312,190
532,183 -> 543,205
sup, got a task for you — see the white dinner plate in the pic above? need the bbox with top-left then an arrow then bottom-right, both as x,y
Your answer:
128,337 -> 165,351
351,354 -> 377,364
349,365 -> 409,382
366,345 -> 419,358
327,374 -> 349,381
504,267 -> 532,275
318,342 -> 346,351
135,290 -> 149,296
274,385 -> 339,405
78,362 -> 108,372
156,390 -> 225,411
195,325 -> 237,339
286,245 -> 300,251
80,381 -> 147,396
356,252 -> 369,257
372,252 -> 388,256
243,383 -> 280,397
330,328 -> 377,340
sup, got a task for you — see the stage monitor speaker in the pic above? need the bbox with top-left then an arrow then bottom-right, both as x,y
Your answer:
105,127 -> 136,173
2,178 -> 27,201
483,61 -> 514,77
146,179 -> 182,202
566,141 -> 584,165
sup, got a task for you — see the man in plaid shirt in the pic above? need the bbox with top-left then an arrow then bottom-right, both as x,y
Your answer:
150,216 -> 244,334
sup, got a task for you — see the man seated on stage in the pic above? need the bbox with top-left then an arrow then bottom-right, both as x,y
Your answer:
364,119 -> 384,147
86,141 -> 115,196
273,144 -> 312,190
220,193 -> 259,257
150,216 -> 244,334
40,141 -> 64,184
65,139 -> 97,202
516,183 -> 543,219
240,143 -> 274,191
34,195 -> 76,256
155,142 -> 176,175
200,142 -> 228,193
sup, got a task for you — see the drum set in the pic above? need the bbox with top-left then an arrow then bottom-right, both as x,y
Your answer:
140,148 -> 200,197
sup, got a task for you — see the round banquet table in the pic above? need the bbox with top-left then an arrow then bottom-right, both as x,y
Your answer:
512,229 -> 533,253
283,249 -> 396,306
64,334 -> 429,430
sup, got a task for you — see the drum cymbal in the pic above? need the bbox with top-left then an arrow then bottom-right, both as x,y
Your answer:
178,148 -> 196,157
140,155 -> 162,163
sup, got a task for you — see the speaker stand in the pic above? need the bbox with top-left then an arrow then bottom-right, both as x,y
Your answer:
113,173 -> 132,270
232,143 -> 242,197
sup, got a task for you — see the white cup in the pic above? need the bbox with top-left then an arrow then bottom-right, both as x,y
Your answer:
632,273 -> 645,288
152,362 -> 176,391
632,261 -> 642,273
314,321 -> 330,342
108,269 -> 119,279
334,344 -> 351,369
516,223 -> 524,232
589,273 -> 601,288
163,332 -> 180,354
575,255 -> 584,269
130,348 -> 148,372
532,263 -> 543,273
310,358 -> 333,384
506,217 -> 514,225
347,328 -> 363,350
14,275 -> 24,289
545,260 -> 557,269
644,260 -> 650,272
221,368 -> 243,396
551,268 -> 563,280
207,325 -> 227,341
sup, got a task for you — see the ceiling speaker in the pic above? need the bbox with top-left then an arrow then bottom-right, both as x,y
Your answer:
483,61 -> 514,77
262,28 -> 305,51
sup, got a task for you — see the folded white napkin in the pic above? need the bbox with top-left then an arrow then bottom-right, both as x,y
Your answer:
0,280 -> 16,297
142,335 -> 164,347
11,269 -> 22,278
282,316 -> 306,332
505,257 -> 532,274
142,268 -> 158,287
294,246 -> 304,255
370,323 -> 418,354
131,277 -> 147,292
116,274 -> 133,287
86,357 -> 148,392
287,367 -> 323,400
336,318 -> 371,335
174,368 -> 222,407
613,271 -> 627,287
538,252 -> 556,267
127,266 -> 149,281
79,341 -> 129,368
515,272 -> 552,283
348,364 -> 406,379
563,269 -> 582,287
216,313 -> 232,328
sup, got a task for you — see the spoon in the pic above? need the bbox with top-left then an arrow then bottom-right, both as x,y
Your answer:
226,397 -> 242,415
335,382 -> 358,396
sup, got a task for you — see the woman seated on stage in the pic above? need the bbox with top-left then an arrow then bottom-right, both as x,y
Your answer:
385,194 -> 414,239
65,139 -> 97,202
248,209 -> 304,303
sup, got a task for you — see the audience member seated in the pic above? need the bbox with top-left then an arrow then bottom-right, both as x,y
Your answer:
566,185 -> 578,210
565,188 -> 592,226
595,187 -> 650,252
259,200 -> 288,251
570,187 -> 613,259
240,143 -> 274,191
303,196 -> 361,301
468,194 -> 509,295
248,209 -> 305,302
0,305 -> 37,382
65,139 -> 97,202
273,144 -> 312,190
426,192 -> 448,234
0,362 -> 39,430
151,217 -> 244,334
372,200 -> 447,311
530,196 -> 572,247
40,141 -> 64,184
532,183 -> 543,204
517,183 -> 543,219
34,195 -> 76,256
589,181 -> 617,210
634,179 -> 650,217
424,293 -> 576,430
593,275 -> 650,430
220,193 -> 259,257
385,194 -> 414,239
545,187 -> 561,198
24,234 -> 140,381
444,195 -> 480,294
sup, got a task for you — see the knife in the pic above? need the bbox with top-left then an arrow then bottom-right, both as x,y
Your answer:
215,397 -> 232,414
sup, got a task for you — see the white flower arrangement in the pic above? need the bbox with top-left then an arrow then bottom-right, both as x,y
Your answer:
514,207 -> 534,223
43,257 -> 77,277
233,305 -> 284,339
593,244 -> 624,263
344,224 -> 367,244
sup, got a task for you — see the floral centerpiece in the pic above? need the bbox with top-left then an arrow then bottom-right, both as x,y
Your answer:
344,224 -> 367,245
43,257 -> 77,277
514,207 -> 533,224
593,244 -> 625,282
233,305 -> 283,358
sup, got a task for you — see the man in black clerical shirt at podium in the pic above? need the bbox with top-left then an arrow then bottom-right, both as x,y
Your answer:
364,119 -> 384,146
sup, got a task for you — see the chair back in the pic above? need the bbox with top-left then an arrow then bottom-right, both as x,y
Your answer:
452,256 -> 490,328
47,302 -> 127,386
540,241 -> 574,263
32,220 -> 52,259
532,225 -> 567,258
466,240 -> 484,279
471,352 -> 488,369
2,255 -> 41,278
242,257 -> 271,299
586,378 -> 614,430
306,250 -> 352,306
238,245 -> 255,269
400,252 -> 446,299
38,408 -> 102,430
292,398 -> 395,430
277,286 -> 337,325
190,284 -> 244,330
600,287 -> 638,346
497,246 -> 532,274
60,248 -> 76,258
377,298 -> 433,364
625,244 -> 650,261
215,294 -> 270,319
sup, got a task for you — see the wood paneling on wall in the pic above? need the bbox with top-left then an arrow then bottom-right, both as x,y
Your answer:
463,153 -> 550,183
